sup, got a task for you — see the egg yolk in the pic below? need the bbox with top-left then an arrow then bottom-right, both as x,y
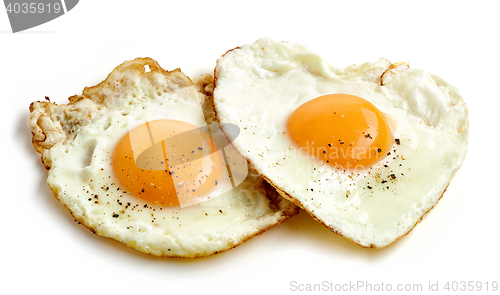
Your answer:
287,94 -> 393,170
112,119 -> 223,206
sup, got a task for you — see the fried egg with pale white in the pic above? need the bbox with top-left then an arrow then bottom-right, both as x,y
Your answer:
213,38 -> 468,248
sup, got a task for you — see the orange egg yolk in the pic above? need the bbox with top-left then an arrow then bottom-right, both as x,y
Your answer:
112,119 -> 223,206
287,94 -> 393,170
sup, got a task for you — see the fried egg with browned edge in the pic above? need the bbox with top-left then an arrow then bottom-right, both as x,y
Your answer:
28,58 -> 298,258
213,38 -> 468,248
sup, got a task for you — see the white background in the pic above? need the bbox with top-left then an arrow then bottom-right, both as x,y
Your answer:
2,1 -> 499,294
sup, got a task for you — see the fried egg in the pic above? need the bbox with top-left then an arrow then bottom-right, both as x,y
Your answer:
213,38 -> 469,248
28,58 -> 298,258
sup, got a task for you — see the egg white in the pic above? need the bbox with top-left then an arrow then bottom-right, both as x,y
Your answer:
213,38 -> 469,248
